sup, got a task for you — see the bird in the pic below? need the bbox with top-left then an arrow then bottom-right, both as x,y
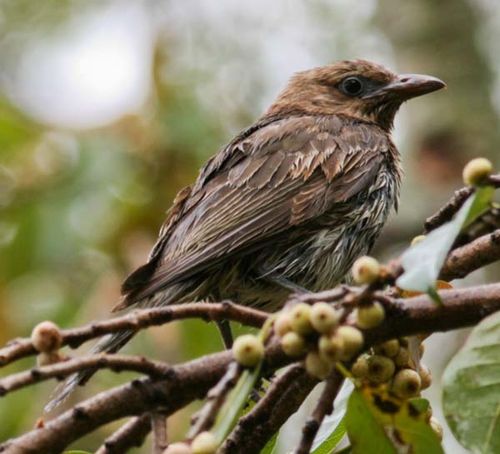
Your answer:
48,59 -> 445,409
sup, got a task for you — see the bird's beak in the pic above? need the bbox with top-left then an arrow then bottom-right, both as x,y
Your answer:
380,73 -> 446,100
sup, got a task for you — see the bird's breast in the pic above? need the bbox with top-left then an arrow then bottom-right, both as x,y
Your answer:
261,163 -> 399,291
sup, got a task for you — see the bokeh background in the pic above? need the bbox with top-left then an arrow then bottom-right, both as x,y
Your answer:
0,0 -> 499,452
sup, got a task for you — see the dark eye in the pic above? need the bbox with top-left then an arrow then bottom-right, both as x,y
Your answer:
340,77 -> 364,96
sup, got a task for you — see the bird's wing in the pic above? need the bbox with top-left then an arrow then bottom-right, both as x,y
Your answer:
121,115 -> 392,304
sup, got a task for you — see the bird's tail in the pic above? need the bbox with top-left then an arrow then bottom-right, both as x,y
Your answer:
46,280 -> 202,412
45,329 -> 135,412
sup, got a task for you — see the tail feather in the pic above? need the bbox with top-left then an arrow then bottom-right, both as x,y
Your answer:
46,282 -> 201,412
45,330 -> 135,412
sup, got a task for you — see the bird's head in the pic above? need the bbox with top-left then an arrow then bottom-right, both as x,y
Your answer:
266,60 -> 445,130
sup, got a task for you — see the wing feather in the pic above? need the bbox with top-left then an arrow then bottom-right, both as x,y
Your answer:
121,115 -> 392,304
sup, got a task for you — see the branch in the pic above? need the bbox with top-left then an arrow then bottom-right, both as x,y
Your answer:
220,365 -> 317,454
364,283 -> 500,344
0,351 -> 234,453
151,412 -> 168,454
424,174 -> 500,233
95,414 -> 151,454
2,284 -> 500,453
0,354 -> 173,397
424,187 -> 474,233
294,372 -> 344,454
0,302 -> 267,368
440,229 -> 500,281
188,361 -> 241,438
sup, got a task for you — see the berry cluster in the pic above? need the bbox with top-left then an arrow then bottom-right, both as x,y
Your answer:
272,302 -> 362,379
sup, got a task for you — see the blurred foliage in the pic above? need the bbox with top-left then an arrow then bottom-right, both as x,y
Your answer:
0,0 -> 499,452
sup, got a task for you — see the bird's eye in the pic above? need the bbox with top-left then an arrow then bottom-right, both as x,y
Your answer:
340,77 -> 364,96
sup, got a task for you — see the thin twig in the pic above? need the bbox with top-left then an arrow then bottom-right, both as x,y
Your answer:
294,372 -> 344,454
0,302 -> 268,368
151,412 -> 168,454
423,176 -> 500,233
297,286 -> 350,304
95,414 -> 151,454
188,361 -> 241,438
0,354 -> 173,396
424,187 -> 474,233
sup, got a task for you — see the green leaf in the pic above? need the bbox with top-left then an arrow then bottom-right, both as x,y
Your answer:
408,397 -> 431,414
346,389 -> 442,454
464,186 -> 495,227
310,381 -> 353,453
345,389 -> 396,454
64,451 -> 92,454
393,406 -> 444,454
397,186 -> 494,294
311,418 -> 346,454
260,431 -> 279,454
443,310 -> 500,454
212,362 -> 262,444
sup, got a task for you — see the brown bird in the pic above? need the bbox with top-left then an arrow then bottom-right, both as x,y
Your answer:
49,60 -> 444,408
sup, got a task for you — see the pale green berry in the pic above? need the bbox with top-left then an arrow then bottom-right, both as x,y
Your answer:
419,364 -> 432,390
392,368 -> 421,398
394,347 -> 410,367
351,354 -> 370,378
274,312 -> 292,337
374,339 -> 400,358
163,442 -> 192,454
355,302 -> 385,329
232,334 -> 264,367
318,334 -> 343,364
310,302 -> 340,334
289,303 -> 314,335
337,326 -> 364,360
352,256 -> 380,285
280,332 -> 307,357
463,157 -> 493,186
367,355 -> 396,384
191,431 -> 218,454
305,351 -> 332,380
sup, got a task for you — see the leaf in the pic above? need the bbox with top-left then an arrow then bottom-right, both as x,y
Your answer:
345,389 -> 396,454
64,451 -> 92,454
311,418 -> 346,454
397,186 -> 494,294
393,403 -> 444,454
346,388 -> 443,454
443,310 -> 500,454
311,380 -> 353,453
260,430 -> 279,454
212,362 -> 262,444
409,397 -> 431,414
464,186 -> 495,227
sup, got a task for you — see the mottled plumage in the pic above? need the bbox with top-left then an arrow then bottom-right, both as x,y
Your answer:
48,60 -> 444,409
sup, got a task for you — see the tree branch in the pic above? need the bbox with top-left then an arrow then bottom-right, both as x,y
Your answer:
151,412 -> 168,454
95,414 -> 151,454
188,361 -> 241,438
424,187 -> 474,233
220,364 -> 318,453
2,284 -> 500,453
440,229 -> 500,281
0,354 -> 173,397
294,372 -> 344,454
0,302 -> 267,369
